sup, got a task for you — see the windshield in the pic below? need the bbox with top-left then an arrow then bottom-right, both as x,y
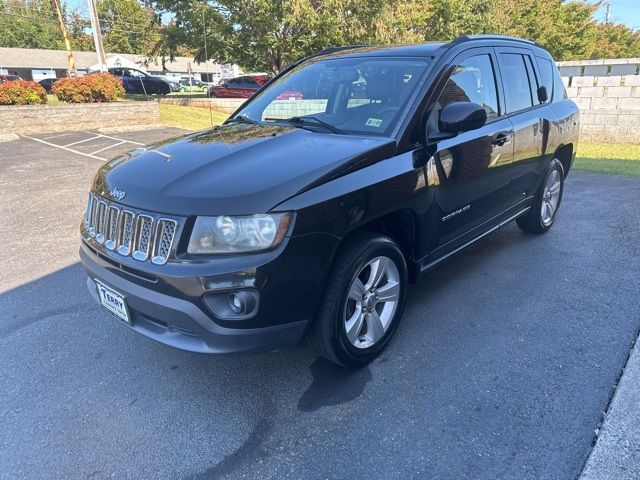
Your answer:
235,56 -> 431,136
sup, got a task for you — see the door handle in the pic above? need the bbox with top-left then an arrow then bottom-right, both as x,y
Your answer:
491,132 -> 512,146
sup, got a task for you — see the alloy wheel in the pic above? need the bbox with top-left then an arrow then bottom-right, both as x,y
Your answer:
344,256 -> 400,349
541,169 -> 562,226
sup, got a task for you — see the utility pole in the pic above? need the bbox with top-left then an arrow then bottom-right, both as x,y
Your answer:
87,0 -> 107,71
51,0 -> 77,76
605,0 -> 612,24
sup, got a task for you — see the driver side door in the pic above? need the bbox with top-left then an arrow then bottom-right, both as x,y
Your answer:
427,48 -> 516,256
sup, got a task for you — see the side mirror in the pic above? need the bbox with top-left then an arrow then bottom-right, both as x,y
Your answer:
537,86 -> 548,103
438,102 -> 487,134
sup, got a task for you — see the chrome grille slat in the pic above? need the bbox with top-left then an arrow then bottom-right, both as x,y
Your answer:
104,206 -> 120,250
84,194 -> 180,264
152,219 -> 178,265
87,194 -> 99,237
95,200 -> 108,244
132,214 -> 154,261
117,210 -> 135,256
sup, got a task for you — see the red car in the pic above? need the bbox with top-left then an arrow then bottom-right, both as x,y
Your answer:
208,75 -> 270,98
0,74 -> 21,84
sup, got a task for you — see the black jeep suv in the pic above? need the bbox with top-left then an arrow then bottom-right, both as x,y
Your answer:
81,35 -> 579,366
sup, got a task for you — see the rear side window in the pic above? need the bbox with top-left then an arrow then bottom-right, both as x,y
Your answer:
499,54 -> 533,113
536,57 -> 553,103
437,54 -> 499,119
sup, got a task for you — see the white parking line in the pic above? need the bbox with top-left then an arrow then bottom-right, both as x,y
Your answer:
64,135 -> 103,147
23,135 -> 107,161
82,131 -> 145,146
42,132 -> 75,140
90,141 -> 126,155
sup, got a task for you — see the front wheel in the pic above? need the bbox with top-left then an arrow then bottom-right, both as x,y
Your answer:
308,232 -> 408,367
517,160 -> 564,233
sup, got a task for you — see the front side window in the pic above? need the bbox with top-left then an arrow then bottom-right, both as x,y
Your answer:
500,54 -> 534,113
436,54 -> 499,120
235,57 -> 431,135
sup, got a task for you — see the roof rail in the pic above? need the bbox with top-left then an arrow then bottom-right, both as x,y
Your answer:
315,45 -> 370,56
449,34 -> 538,46
286,45 -> 369,71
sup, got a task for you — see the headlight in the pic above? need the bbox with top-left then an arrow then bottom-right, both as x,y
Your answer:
187,213 -> 292,254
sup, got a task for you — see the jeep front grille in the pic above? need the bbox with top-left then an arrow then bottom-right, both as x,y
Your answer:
152,219 -> 178,265
84,193 -> 180,265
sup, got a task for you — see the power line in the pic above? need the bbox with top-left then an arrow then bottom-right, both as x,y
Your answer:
0,11 -> 157,35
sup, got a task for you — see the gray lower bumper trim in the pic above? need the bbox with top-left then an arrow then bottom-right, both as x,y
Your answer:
81,246 -> 308,355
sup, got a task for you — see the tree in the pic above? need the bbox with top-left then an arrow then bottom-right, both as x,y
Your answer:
592,22 -> 640,59
145,21 -> 192,71
98,0 -> 160,53
0,0 -> 66,49
149,0 -> 394,74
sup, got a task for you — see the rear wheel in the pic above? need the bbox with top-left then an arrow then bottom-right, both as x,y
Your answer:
308,232 -> 408,367
517,160 -> 564,233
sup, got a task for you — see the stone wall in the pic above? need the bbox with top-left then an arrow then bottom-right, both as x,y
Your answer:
0,101 -> 160,135
557,58 -> 640,144
158,97 -> 245,114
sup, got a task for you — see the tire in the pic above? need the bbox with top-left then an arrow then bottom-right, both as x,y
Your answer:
308,232 -> 408,367
516,159 -> 564,234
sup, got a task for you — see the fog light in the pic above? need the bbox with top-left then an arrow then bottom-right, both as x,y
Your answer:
203,289 -> 259,320
229,293 -> 244,314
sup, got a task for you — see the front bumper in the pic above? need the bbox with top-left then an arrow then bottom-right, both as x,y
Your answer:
79,228 -> 340,354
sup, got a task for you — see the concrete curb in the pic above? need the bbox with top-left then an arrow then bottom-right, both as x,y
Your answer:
580,330 -> 640,479
97,123 -> 166,134
0,133 -> 19,142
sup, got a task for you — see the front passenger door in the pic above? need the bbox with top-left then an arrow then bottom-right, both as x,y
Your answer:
428,50 -> 515,254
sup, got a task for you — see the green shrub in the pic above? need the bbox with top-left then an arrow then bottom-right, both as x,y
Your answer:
0,80 -> 47,105
52,73 -> 125,103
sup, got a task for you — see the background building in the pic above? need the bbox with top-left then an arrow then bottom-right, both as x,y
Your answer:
0,47 -> 242,83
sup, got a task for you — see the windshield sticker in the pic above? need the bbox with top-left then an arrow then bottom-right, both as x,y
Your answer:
365,118 -> 383,128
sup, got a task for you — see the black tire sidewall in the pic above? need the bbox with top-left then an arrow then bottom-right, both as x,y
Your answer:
330,237 -> 408,365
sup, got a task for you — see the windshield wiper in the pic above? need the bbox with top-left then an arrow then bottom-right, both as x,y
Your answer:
264,116 -> 342,134
226,115 -> 260,125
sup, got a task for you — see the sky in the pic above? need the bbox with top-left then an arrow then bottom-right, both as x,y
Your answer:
66,0 -> 640,30
593,0 -> 640,29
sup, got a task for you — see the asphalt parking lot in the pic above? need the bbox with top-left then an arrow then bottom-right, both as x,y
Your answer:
1,129 -> 640,480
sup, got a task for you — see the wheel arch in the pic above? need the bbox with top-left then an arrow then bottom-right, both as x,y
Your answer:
553,143 -> 573,178
337,208 -> 421,283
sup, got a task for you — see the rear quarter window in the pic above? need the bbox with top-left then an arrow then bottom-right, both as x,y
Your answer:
535,57 -> 553,103
551,64 -> 568,102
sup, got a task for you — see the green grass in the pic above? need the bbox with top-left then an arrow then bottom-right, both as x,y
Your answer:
159,103 -> 228,130
575,143 -> 640,177
46,94 -> 60,104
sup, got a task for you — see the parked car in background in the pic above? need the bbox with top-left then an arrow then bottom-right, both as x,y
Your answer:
207,75 -> 271,98
0,74 -> 21,84
38,78 -> 59,93
153,76 -> 181,92
180,79 -> 208,92
81,35 -> 578,367
108,68 -> 171,95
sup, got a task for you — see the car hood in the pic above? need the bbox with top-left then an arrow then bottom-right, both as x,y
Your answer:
92,123 -> 395,216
